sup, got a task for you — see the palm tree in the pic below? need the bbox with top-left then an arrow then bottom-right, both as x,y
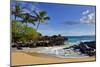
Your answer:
33,10 -> 50,31
18,13 -> 36,33
11,2 -> 21,20
20,13 -> 34,24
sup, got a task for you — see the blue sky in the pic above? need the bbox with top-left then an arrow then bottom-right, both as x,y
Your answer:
11,1 -> 96,36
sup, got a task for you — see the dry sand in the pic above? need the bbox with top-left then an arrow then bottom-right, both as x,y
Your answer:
11,51 -> 96,66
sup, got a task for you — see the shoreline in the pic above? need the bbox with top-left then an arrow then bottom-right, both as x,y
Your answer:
11,51 -> 96,66
11,40 -> 96,66
11,44 -> 94,58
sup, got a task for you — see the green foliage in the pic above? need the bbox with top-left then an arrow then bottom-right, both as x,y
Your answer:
33,10 -> 50,23
11,3 -> 22,20
12,20 -> 41,42
33,10 -> 50,30
18,13 -> 36,25
24,26 -> 41,41
11,3 -> 50,43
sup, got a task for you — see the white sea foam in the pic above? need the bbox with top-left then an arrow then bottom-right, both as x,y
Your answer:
37,46 -> 88,58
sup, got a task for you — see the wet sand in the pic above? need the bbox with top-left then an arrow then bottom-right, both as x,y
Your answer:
11,51 -> 96,66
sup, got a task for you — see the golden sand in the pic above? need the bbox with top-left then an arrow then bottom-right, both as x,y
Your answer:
11,52 -> 96,66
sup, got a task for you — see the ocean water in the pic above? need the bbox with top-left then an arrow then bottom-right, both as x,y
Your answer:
64,35 -> 95,47
35,36 -> 95,58
37,46 -> 89,58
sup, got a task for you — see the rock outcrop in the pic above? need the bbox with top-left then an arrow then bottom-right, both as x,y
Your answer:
65,41 -> 96,56
12,34 -> 67,48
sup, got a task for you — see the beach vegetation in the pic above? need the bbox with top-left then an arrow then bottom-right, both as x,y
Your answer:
11,2 -> 50,43
12,20 -> 41,43
33,10 -> 50,31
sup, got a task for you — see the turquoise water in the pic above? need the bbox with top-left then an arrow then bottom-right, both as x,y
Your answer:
64,35 -> 95,47
30,36 -> 95,58
33,36 -> 95,58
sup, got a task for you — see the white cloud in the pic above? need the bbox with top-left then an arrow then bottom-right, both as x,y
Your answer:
82,10 -> 89,15
80,10 -> 95,24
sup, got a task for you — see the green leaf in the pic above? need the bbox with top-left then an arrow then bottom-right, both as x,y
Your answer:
44,16 -> 50,20
39,11 -> 47,17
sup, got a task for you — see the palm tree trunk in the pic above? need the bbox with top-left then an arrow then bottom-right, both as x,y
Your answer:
15,15 -> 16,20
36,21 -> 40,31
35,21 -> 40,47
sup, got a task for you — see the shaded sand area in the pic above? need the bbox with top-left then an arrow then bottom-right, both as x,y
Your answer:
11,51 -> 96,66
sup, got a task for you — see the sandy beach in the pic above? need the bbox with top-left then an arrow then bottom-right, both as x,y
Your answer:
11,51 -> 96,66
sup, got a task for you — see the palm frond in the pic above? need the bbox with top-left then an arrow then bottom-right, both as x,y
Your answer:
33,10 -> 39,18
15,4 -> 21,13
39,11 -> 47,17
44,16 -> 50,20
